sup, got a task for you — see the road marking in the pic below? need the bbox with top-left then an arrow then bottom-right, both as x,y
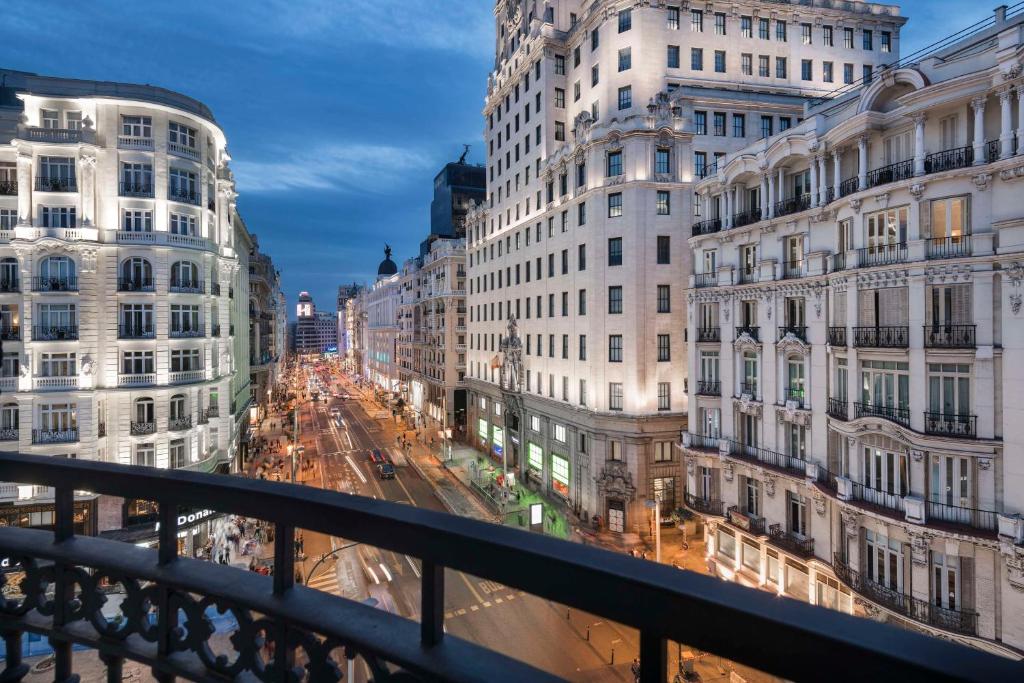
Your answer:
344,455 -> 367,484
306,571 -> 339,594
470,605 -> 479,611
365,564 -> 380,585
506,594 -> 515,600
456,608 -> 466,616
445,611 -> 454,619
482,601 -> 492,608
393,471 -> 416,504
405,555 -> 421,578
458,572 -> 486,604
495,598 -> 503,604
379,562 -> 393,582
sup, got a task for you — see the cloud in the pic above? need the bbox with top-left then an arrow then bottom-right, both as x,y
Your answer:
232,142 -> 435,193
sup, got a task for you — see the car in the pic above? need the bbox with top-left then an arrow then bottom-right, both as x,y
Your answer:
377,462 -> 396,480
368,450 -> 385,465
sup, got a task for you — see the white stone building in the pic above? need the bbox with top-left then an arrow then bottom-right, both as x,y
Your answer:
466,0 -> 903,536
683,6 -> 1024,658
0,69 -> 254,534
362,248 -> 402,395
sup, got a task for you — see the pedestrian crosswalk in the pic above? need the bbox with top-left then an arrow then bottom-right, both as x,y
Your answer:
305,569 -> 340,594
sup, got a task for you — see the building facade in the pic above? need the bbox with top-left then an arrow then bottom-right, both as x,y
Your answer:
336,283 -> 362,360
683,6 -> 1024,657
248,235 -> 286,420
466,0 -> 904,535
293,291 -> 337,356
362,248 -> 401,395
0,68 -> 255,533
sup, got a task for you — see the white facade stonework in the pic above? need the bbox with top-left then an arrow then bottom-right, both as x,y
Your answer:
684,7 -> 1024,658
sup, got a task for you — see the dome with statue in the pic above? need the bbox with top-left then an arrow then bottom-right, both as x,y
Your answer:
377,244 -> 398,278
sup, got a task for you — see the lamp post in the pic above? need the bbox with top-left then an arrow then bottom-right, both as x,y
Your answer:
645,494 -> 662,563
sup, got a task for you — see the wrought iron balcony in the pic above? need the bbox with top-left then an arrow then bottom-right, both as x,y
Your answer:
853,326 -> 908,348
118,324 -> 155,339
926,235 -> 971,260
855,401 -> 910,427
169,280 -> 205,294
784,387 -> 806,408
696,327 -> 720,343
827,326 -> 847,347
211,281 -> 222,296
828,252 -> 847,273
838,176 -> 859,197
923,412 -> 977,438
767,524 -> 814,559
822,186 -> 835,204
130,421 -> 156,436
691,218 -> 722,236
0,325 -> 20,341
697,380 -> 721,396
778,324 -> 807,343
827,397 -> 849,421
685,433 -> 720,451
0,454 -> 1010,683
833,555 -> 978,637
212,323 -> 222,337
739,381 -> 758,398
206,405 -> 220,418
694,272 -> 718,288
31,428 -> 78,444
923,324 -> 975,349
731,208 -> 762,228
848,479 -> 907,515
735,266 -> 759,284
735,325 -> 759,342
727,506 -> 765,535
0,277 -> 19,292
684,493 -> 724,516
856,243 -> 907,267
119,181 -> 154,198
168,186 -> 201,205
781,259 -> 804,279
170,327 -> 205,338
32,325 -> 78,341
723,439 -> 806,474
117,277 -> 155,292
774,193 -> 812,218
169,416 -> 193,431
0,180 -> 17,195
866,160 -> 914,189
31,276 -> 78,292
34,176 -> 77,192
924,146 -> 973,174
925,500 -> 997,533
0,427 -> 18,441
986,139 -> 1000,164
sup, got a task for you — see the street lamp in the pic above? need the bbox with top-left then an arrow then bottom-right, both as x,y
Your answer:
645,494 -> 662,563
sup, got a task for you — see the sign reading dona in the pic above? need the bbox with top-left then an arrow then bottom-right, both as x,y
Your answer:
155,508 -> 218,532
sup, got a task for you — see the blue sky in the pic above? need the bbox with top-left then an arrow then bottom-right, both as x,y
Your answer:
1,0 -> 994,314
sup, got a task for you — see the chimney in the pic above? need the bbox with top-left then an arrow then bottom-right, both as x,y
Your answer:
995,5 -> 1008,24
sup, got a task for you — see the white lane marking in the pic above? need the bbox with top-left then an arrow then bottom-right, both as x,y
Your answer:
379,562 -> 393,582
344,455 -> 367,484
366,564 -> 380,585
405,555 -> 421,578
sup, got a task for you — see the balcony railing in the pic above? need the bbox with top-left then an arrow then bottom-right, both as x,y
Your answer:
696,327 -> 720,343
32,325 -> 78,341
207,405 -> 220,418
694,272 -> 718,288
735,325 -> 759,342
925,500 -> 997,533
0,180 -> 17,195
170,327 -> 205,338
986,139 -> 1000,164
923,324 -> 975,349
168,141 -> 201,161
31,428 -> 79,444
823,186 -> 835,204
130,421 -> 156,436
767,524 -> 814,559
923,412 -> 977,438
924,146 -> 973,174
0,325 -> 21,341
727,506 -> 765,535
724,439 -> 806,474
828,251 -> 847,273
833,555 -> 977,637
33,376 -> 78,391
697,380 -> 721,396
0,455 -> 1008,682
0,428 -> 18,441
735,267 -> 759,284
827,397 -> 849,421
119,181 -> 154,198
31,276 -> 78,292
848,480 -> 907,514
739,381 -> 758,398
118,373 -> 155,387
778,324 -> 807,343
691,218 -> 722,236
169,416 -> 193,431
685,433 -> 720,451
731,208 -> 762,228
117,278 -> 155,292
211,281 -> 222,296
855,402 -> 910,428
0,277 -> 19,292
782,259 -> 804,280
118,324 -> 156,339
170,369 -> 206,384
169,280 -> 205,294
685,493 -> 724,516
774,193 -> 812,218
168,186 -> 201,205
838,177 -> 859,197
784,387 -> 806,408
866,160 -> 914,189
853,326 -> 908,348
117,135 -> 154,150
827,326 -> 847,347
856,243 -> 907,267
23,127 -> 82,143
34,176 -> 77,192
926,235 -> 971,260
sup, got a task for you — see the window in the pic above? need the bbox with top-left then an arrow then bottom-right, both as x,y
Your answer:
618,48 -> 631,72
121,162 -> 153,194
122,350 -> 154,375
741,16 -> 752,38
38,403 -> 77,433
40,207 -> 76,228
775,57 -> 787,78
741,53 -> 752,76
667,6 -> 680,30
881,31 -> 891,53
579,289 -> 587,314
0,209 -> 15,230
39,352 -> 76,377
929,196 -> 968,241
170,348 -> 202,372
927,362 -> 971,419
40,109 -> 59,128
577,202 -> 587,226
657,285 -> 670,313
823,61 -> 834,83
667,45 -> 680,68
591,64 -> 600,87
608,193 -> 623,217
691,9 -> 703,32
609,383 -> 624,410
801,59 -> 812,81
608,335 -> 623,362
168,168 -> 197,201
617,86 -> 632,110
732,114 -> 746,138
656,236 -> 670,264
714,51 -> 726,73
656,383 -> 671,411
843,63 -> 854,84
618,8 -> 631,32
652,190 -> 669,215
844,27 -> 854,49
657,334 -> 671,361
170,304 -> 201,334
578,244 -> 587,270
656,147 -> 670,174
120,303 -> 154,336
863,64 -> 873,85
169,212 -> 197,236
170,439 -> 188,469
555,121 -> 565,141
713,112 -> 726,136
562,334 -> 569,358
861,359 -> 910,417
863,29 -> 873,50
693,152 -> 707,179
714,12 -> 726,35
608,286 -> 623,314
554,88 -> 565,108
758,55 -> 770,77
758,18 -> 770,40
691,48 -> 703,71
555,55 -> 565,75
607,150 -> 623,177
606,236 -> 622,266
122,115 -> 152,138
776,20 -> 787,41
591,27 -> 600,50
823,25 -> 834,47
122,209 -> 153,232
801,23 -> 812,44
694,110 -> 707,135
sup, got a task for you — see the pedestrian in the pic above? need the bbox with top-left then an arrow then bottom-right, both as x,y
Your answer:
631,657 -> 641,683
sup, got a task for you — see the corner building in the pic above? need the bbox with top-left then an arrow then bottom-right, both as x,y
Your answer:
466,0 -> 903,536
683,7 -> 1024,657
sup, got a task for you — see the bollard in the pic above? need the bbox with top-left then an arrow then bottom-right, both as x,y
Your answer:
610,647 -> 615,666
586,626 -> 591,641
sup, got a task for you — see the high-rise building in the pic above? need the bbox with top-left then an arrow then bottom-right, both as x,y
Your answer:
293,292 -> 337,356
682,5 -> 1024,656
362,247 -> 401,394
336,283 -> 362,358
465,1 -> 904,535
424,159 -> 485,255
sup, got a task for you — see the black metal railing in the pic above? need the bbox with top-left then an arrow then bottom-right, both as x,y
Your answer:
856,243 -> 907,267
724,439 -> 806,474
855,402 -> 910,427
986,139 -> 1000,163
694,273 -> 718,288
735,325 -> 760,342
697,380 -> 721,396
768,524 -> 814,559
732,208 -> 762,228
924,146 -> 973,174
691,218 -> 722,236
923,324 -> 975,349
696,327 -> 721,343
169,280 -> 205,294
735,267 -> 759,284
778,324 -> 807,342
833,555 -> 978,637
0,180 -> 17,195
34,176 -> 77,192
838,177 -> 859,197
31,276 -> 78,292
168,186 -> 201,205
727,506 -> 765,535
827,326 -> 847,347
782,259 -> 804,279
170,327 -> 205,338
0,453 -> 1009,682
827,397 -> 849,421
213,323 -> 222,337
118,324 -> 156,339
828,251 -> 847,273
0,277 -> 19,292
848,480 -> 906,514
866,160 -> 914,189
774,194 -> 812,218
130,421 -> 156,436
926,235 -> 971,260
0,325 -> 20,341
169,416 -> 193,431
31,428 -> 79,444
685,493 -> 724,516
785,387 -> 806,408
117,278 -> 155,292
685,433 -> 720,451
0,428 -> 18,441
822,186 -> 835,204
32,325 -> 78,341
923,412 -> 977,438
925,500 -> 997,533
853,326 -> 909,348
119,181 -> 154,198
211,282 -> 222,296
740,381 -> 758,398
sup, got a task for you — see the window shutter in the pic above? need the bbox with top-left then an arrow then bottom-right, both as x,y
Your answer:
858,527 -> 867,572
879,287 -> 908,326
833,290 -> 846,326
858,290 -> 876,326
951,284 -> 971,325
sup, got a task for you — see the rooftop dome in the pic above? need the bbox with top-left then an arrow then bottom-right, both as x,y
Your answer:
377,244 -> 398,277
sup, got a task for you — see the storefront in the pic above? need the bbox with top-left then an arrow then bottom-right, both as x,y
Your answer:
0,498 -> 96,536
551,452 -> 570,499
102,507 -> 223,560
492,426 -> 504,463
527,442 -> 543,479
478,418 -> 489,448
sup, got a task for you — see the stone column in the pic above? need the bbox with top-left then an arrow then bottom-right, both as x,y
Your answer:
16,151 -> 31,226
971,95 -> 987,165
857,136 -> 868,190
776,168 -> 785,204
913,114 -> 926,176
908,273 -> 927,433
733,185 -> 740,218
817,155 -> 828,205
999,88 -> 1014,159
832,150 -> 842,198
78,153 -> 96,226
1017,87 -> 1024,155
760,174 -> 769,217
809,156 -> 819,207
766,172 -> 775,218
724,186 -> 733,229
702,192 -> 710,221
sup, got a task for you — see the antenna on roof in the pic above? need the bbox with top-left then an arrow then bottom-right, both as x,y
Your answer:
458,144 -> 470,165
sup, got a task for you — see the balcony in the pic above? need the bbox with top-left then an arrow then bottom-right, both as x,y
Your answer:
735,325 -> 760,342
0,277 -> 19,293
119,181 -> 154,198
848,479 -> 907,515
855,402 -> 910,428
925,500 -> 997,534
923,324 -> 975,349
696,327 -> 720,343
767,524 -> 814,559
724,439 -> 806,475
168,186 -> 201,205
685,433 -> 720,451
169,416 -> 193,431
853,326 -> 908,348
784,387 -> 806,409
923,412 -> 977,438
833,555 -> 977,637
856,243 -> 907,267
0,428 -> 18,441
866,160 -> 914,189
697,380 -> 721,397
32,325 -> 78,341
782,259 -> 804,280
23,127 -> 82,143
0,325 -> 21,341
212,323 -> 222,337
117,277 -> 155,292
31,276 -> 78,292
118,373 -> 155,387
117,135 -> 154,150
168,141 -> 201,161
31,428 -> 79,444
778,324 -> 807,343
924,146 -> 973,174
0,454 -> 1008,683
827,326 -> 847,347
33,376 -> 78,391
211,282 -> 222,296
735,266 -> 759,284
986,139 -> 1001,164
118,324 -> 156,339
727,506 -> 765,535
838,176 -> 859,198
34,176 -> 77,192
731,208 -> 762,229
828,252 -> 847,273
170,327 -> 205,339
207,405 -> 220,418
827,397 -> 849,421
0,180 -> 18,195
694,272 -> 718,288
926,235 -> 971,260
739,381 -> 758,398
169,280 -> 205,294
130,421 -> 156,436
691,218 -> 722,236
170,369 -> 206,385
684,493 -> 724,516
774,193 -> 812,218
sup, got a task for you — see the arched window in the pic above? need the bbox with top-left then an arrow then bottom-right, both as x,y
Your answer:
1,402 -> 18,433
133,398 -> 154,426
120,257 -> 153,290
170,261 -> 200,291
170,394 -> 187,421
38,256 -> 76,291
0,257 -> 18,291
